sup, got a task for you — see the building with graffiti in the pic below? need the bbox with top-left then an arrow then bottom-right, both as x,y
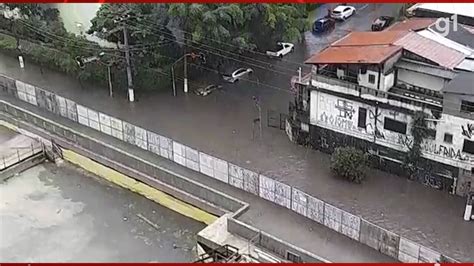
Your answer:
287,20 -> 474,196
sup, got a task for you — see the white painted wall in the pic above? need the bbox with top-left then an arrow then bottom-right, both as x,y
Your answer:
398,69 -> 446,92
358,70 -> 379,90
310,91 -> 474,170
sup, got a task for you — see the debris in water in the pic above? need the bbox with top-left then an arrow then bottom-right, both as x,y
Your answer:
137,213 -> 160,230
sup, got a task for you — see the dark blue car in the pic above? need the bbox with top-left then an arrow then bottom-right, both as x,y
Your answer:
313,17 -> 336,33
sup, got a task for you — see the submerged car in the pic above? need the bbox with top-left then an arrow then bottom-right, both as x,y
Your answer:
266,42 -> 294,58
372,16 -> 395,31
313,17 -> 336,33
330,5 -> 356,20
222,68 -> 253,83
194,84 -> 222,96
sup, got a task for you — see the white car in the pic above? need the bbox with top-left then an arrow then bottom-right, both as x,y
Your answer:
331,5 -> 356,20
223,68 -> 253,83
266,42 -> 294,58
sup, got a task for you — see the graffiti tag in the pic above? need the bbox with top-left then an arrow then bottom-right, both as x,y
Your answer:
335,99 -> 355,119
320,112 -> 354,131
461,123 -> 474,139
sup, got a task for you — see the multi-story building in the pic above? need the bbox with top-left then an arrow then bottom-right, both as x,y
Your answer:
287,21 -> 474,196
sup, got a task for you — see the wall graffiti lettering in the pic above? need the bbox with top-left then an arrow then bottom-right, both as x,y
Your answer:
320,112 -> 354,131
335,99 -> 355,119
397,134 -> 413,148
461,123 -> 474,139
422,141 -> 468,161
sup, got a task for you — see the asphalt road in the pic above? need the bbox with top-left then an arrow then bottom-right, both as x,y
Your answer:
0,162 -> 205,262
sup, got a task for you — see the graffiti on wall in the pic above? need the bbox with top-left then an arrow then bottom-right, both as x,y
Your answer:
335,99 -> 355,119
320,112 -> 355,131
461,123 -> 474,139
367,109 -> 384,139
423,141 -> 468,161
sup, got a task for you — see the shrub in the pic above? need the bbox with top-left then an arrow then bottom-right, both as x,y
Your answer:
330,146 -> 368,184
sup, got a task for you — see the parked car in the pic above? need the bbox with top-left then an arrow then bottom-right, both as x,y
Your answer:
194,84 -> 222,96
371,16 -> 395,31
266,42 -> 294,58
222,68 -> 253,83
330,5 -> 356,20
313,17 -> 336,33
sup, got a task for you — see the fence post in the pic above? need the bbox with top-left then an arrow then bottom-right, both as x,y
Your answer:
17,149 -> 20,162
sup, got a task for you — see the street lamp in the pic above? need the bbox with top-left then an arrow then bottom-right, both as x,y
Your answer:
171,52 -> 205,96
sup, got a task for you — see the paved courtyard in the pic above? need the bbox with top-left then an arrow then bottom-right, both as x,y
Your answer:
0,162 -> 204,262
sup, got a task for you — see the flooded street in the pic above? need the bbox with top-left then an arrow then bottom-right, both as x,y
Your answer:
0,163 -> 204,262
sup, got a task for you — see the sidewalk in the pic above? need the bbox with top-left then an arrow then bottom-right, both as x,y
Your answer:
1,53 -> 473,261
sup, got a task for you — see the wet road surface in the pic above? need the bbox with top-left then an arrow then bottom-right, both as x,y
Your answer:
0,163 -> 204,262
0,3 -> 473,261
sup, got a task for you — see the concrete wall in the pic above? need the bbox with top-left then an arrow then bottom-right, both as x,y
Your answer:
0,73 -> 460,263
310,90 -> 474,171
227,217 -> 330,263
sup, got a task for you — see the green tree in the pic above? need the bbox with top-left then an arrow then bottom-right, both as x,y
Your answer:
330,146 -> 369,184
403,111 -> 429,179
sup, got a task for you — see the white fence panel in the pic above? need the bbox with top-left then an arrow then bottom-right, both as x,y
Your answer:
199,152 -> 214,177
77,105 -> 89,126
341,210 -> 361,240
87,109 -> 100,131
274,180 -> 291,209
228,163 -> 244,189
173,142 -> 186,166
159,135 -> 173,160
214,157 -> 229,183
147,131 -> 161,155
324,203 -> 342,232
291,188 -> 308,216
242,168 -> 258,195
185,146 -> 200,172
134,125 -> 148,150
398,238 -> 420,263
110,116 -> 123,140
66,99 -> 77,122
259,175 -> 275,202
307,195 -> 325,224
56,95 -> 68,118
24,83 -> 37,106
99,113 -> 112,135
123,122 -> 136,145
15,80 -> 27,102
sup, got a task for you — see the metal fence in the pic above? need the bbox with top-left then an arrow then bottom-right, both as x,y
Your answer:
1,142 -> 43,170
0,74 -> 458,263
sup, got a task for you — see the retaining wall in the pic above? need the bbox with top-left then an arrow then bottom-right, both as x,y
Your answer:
0,74 -> 459,262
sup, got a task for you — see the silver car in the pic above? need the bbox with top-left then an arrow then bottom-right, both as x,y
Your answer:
223,68 -> 253,83
194,84 -> 222,96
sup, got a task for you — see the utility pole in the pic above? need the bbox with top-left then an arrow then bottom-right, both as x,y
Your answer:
123,26 -> 134,102
107,65 -> 113,98
252,96 -> 262,140
184,51 -> 188,93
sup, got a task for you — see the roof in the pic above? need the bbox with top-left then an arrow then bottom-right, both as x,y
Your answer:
409,3 -> 474,19
331,31 -> 408,46
386,18 -> 437,32
428,22 -> 474,48
394,32 -> 466,69
442,72 -> 474,95
456,59 -> 474,72
418,29 -> 473,56
305,45 -> 402,65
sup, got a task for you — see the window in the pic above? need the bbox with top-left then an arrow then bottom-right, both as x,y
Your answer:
462,139 -> 474,155
384,117 -> 407,134
444,133 -> 453,144
368,74 -> 376,84
358,108 -> 367,129
461,101 -> 474,113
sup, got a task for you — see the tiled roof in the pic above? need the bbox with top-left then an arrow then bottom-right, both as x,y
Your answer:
305,45 -> 402,65
394,32 -> 466,69
386,18 -> 437,32
331,31 -> 408,46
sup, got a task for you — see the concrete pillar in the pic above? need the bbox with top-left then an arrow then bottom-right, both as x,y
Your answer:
464,192 -> 473,221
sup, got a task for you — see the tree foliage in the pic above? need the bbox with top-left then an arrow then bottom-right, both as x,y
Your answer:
403,111 -> 429,178
330,147 -> 369,184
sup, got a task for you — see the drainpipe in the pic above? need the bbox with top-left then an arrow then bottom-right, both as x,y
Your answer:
377,65 -> 381,90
